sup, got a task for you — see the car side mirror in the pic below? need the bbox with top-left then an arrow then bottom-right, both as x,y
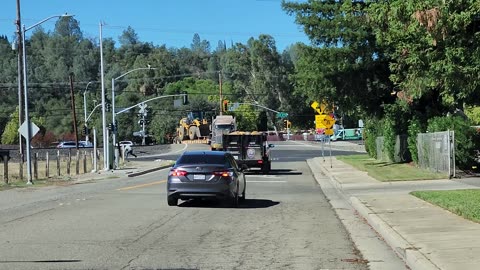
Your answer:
268,144 -> 275,148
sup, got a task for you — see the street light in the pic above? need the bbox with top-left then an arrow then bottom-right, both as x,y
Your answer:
22,13 -> 73,184
111,67 -> 155,169
83,81 -> 94,144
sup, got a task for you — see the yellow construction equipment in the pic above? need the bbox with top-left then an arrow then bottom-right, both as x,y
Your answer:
176,111 -> 211,142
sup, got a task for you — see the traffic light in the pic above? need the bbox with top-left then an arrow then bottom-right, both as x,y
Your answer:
108,123 -> 116,132
105,102 -> 110,112
287,120 -> 292,129
82,126 -> 89,135
183,91 -> 188,105
283,119 -> 288,129
222,100 -> 229,112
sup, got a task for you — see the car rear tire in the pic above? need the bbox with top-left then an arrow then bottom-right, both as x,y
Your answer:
167,196 -> 178,206
240,183 -> 246,202
231,184 -> 239,208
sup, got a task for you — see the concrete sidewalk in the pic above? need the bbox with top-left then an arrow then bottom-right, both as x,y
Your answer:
308,156 -> 480,270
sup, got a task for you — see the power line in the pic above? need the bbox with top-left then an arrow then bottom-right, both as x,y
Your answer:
102,24 -> 306,39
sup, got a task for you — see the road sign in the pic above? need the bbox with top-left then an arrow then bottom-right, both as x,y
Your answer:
276,112 -> 288,119
18,121 -> 39,139
311,101 -> 330,114
311,101 -> 321,114
315,114 -> 335,129
324,128 -> 334,136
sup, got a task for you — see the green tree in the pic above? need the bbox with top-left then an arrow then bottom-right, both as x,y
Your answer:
282,0 -> 394,118
465,106 -> 480,125
221,36 -> 296,130
234,104 -> 258,131
1,108 -> 19,144
119,26 -> 139,46
368,0 -> 480,112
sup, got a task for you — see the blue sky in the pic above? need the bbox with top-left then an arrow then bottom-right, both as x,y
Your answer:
0,0 -> 310,51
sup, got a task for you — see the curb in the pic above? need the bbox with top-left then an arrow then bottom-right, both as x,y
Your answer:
312,157 -> 440,270
351,197 -> 440,270
127,164 -> 172,177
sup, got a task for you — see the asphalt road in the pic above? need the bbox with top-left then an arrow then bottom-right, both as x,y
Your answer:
0,141 -> 399,270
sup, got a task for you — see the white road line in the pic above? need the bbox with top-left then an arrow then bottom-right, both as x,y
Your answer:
140,144 -> 188,158
247,180 -> 287,183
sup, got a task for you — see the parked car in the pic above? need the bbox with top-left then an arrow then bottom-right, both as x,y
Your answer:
167,151 -> 247,207
56,141 -> 91,148
79,140 -> 93,148
56,141 -> 77,148
119,141 -> 134,147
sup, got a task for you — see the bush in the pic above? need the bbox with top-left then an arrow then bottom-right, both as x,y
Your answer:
427,116 -> 480,169
383,114 -> 396,162
364,117 -> 383,159
383,103 -> 410,162
407,117 -> 425,164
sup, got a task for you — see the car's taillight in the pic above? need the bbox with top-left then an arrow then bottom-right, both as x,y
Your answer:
214,171 -> 231,177
257,160 -> 263,164
169,169 -> 188,177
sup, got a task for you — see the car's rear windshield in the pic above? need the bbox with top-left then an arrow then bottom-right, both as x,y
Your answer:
176,155 -> 225,165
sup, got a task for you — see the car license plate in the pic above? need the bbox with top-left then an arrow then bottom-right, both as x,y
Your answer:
193,174 -> 205,180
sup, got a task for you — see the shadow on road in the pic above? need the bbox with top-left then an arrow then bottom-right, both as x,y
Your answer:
245,169 -> 302,176
178,198 -> 280,209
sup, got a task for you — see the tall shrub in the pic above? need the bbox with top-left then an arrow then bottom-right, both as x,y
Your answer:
383,104 -> 409,162
407,117 -> 424,164
364,117 -> 383,159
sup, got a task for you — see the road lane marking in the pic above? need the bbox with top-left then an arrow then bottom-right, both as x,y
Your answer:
117,180 -> 166,191
247,180 -> 287,183
138,144 -> 188,158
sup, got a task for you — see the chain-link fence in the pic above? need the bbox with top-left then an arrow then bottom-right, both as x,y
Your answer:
417,131 -> 455,177
375,131 -> 455,177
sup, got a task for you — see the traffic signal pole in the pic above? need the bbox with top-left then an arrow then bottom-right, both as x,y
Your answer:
219,71 -> 223,115
69,74 -> 79,150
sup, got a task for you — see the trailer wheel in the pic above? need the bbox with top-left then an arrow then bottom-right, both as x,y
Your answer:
262,161 -> 271,174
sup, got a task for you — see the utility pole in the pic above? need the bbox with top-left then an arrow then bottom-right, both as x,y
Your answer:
219,71 -> 223,115
15,0 -> 25,165
99,21 -> 109,170
69,74 -> 79,149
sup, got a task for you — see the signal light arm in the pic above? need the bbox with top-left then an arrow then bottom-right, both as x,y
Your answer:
86,103 -> 103,123
115,94 -> 187,115
235,102 -> 281,114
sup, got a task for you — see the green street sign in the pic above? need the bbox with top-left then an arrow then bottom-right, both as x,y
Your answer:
276,112 -> 288,119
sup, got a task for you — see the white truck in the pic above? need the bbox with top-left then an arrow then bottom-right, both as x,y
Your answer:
210,115 -> 236,150
330,128 -> 363,141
